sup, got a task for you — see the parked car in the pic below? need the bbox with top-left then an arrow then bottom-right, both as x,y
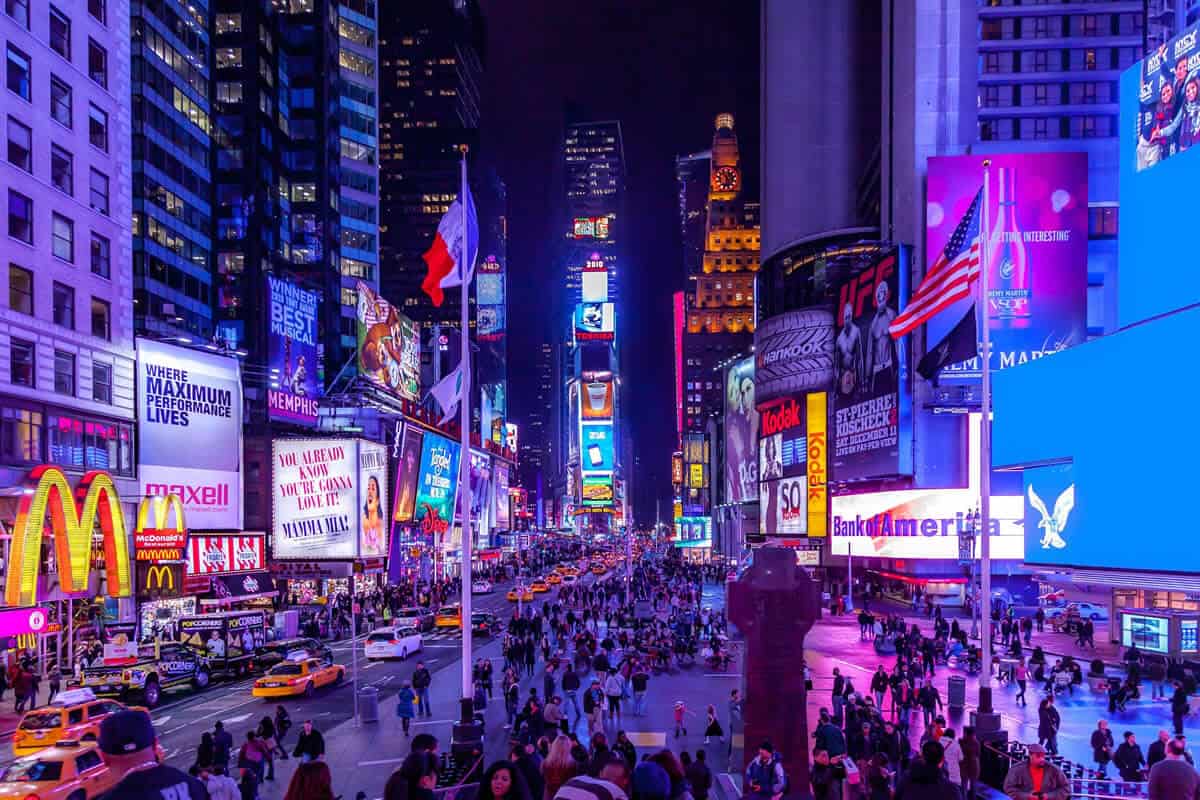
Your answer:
470,613 -> 500,637
364,627 -> 423,660
1048,602 -> 1109,621
394,607 -> 435,632
472,580 -> 494,594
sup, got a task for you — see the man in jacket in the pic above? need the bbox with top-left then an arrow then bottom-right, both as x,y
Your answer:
831,668 -> 846,724
895,740 -> 960,800
1149,737 -> 1200,799
746,742 -> 785,800
562,664 -> 582,719
1148,729 -> 1172,769
630,667 -> 649,717
213,721 -> 233,770
940,729 -> 964,791
291,719 -> 325,762
1113,730 -> 1146,782
870,666 -> 889,710
918,682 -> 943,727
813,710 -> 847,757
959,726 -> 982,799
412,662 -> 433,718
684,750 -> 713,800
1091,719 -> 1114,777
1038,696 -> 1061,755
1174,681 -> 1191,736
1003,743 -> 1070,800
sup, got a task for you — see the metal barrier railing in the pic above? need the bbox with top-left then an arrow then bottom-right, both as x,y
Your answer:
983,740 -> 1149,799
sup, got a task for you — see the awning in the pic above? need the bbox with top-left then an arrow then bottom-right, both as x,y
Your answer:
202,572 -> 277,604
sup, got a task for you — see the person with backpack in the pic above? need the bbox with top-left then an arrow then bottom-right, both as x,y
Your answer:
746,742 -> 787,800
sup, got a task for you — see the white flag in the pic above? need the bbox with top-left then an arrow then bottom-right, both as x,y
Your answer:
428,364 -> 464,425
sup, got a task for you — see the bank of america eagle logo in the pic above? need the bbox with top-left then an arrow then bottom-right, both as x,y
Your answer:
1028,484 -> 1075,550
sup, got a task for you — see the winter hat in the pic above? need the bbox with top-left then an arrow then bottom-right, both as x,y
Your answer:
632,762 -> 671,800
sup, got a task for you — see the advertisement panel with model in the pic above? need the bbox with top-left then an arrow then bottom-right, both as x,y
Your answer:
266,275 -> 321,425
724,358 -> 758,504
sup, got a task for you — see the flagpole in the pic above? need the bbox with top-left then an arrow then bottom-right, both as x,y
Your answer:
978,160 -> 994,713
458,145 -> 475,717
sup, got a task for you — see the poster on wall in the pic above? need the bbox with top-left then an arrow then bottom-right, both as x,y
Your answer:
1135,22 -> 1200,172
494,463 -> 511,531
724,358 -> 758,504
753,308 -> 835,406
266,275 -> 321,425
137,339 -> 242,530
925,153 -> 1088,385
760,476 -> 807,536
355,281 -> 421,402
392,425 -> 424,525
831,248 -> 913,480
187,535 -> 266,576
414,432 -> 461,534
358,441 -> 388,558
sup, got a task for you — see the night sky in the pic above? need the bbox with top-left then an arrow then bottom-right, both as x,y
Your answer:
479,0 -> 760,526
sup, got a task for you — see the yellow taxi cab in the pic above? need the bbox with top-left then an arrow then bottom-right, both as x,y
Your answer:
0,741 -> 115,800
546,573 -> 562,585
530,580 -> 549,593
507,587 -> 534,602
560,566 -> 579,577
552,564 -> 569,575
252,657 -> 345,699
13,689 -> 145,757
434,605 -> 462,628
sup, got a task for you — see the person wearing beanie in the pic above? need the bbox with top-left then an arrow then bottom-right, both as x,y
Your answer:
97,710 -> 208,800
631,761 -> 671,800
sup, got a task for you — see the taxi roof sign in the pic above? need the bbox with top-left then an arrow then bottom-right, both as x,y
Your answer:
50,688 -> 97,706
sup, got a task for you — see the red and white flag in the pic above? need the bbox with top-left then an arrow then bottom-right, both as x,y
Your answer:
889,188 -> 983,339
421,163 -> 478,307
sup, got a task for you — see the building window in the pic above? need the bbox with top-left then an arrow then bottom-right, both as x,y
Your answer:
49,6 -> 71,59
1033,118 -> 1049,139
340,286 -> 355,306
8,263 -> 32,314
1089,205 -> 1118,238
215,13 -> 241,33
52,281 -> 74,328
87,38 -> 107,87
6,117 -> 31,171
983,53 -> 999,74
53,350 -> 75,395
216,48 -> 242,69
51,213 -> 73,261
8,190 -> 32,242
0,406 -> 41,462
7,45 -> 31,101
88,104 -> 107,150
88,169 -> 109,215
50,76 -> 71,127
92,362 -> 112,403
5,0 -> 29,27
9,338 -> 34,387
91,232 -> 110,278
216,81 -> 242,104
1033,51 -> 1048,72
51,144 -> 73,195
1085,48 -> 1097,70
90,297 -> 110,340
1082,15 -> 1098,36
1033,84 -> 1049,105
88,0 -> 104,24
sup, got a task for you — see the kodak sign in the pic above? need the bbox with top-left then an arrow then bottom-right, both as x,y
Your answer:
807,393 -> 828,537
134,493 -> 187,562
6,465 -> 132,607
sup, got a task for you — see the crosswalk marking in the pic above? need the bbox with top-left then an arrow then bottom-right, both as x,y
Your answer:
627,731 -> 667,747
152,715 -> 172,726
223,712 -> 253,724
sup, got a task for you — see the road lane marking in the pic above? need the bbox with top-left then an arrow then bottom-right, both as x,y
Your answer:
412,719 -> 455,726
704,673 -> 741,678
153,715 -> 172,726
364,661 -> 381,669
223,713 -> 253,724
359,757 -> 407,766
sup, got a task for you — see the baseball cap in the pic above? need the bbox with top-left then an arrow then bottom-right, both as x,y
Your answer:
1026,744 -> 1046,755
99,710 -> 155,755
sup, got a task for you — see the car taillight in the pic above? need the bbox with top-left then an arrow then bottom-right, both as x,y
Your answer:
288,677 -> 306,685
24,793 -> 40,800
388,640 -> 398,645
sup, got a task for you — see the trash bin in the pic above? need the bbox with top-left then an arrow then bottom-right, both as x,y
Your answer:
358,686 -> 380,723
948,675 -> 966,709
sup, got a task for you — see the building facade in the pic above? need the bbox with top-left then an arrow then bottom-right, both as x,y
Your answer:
1,0 -> 137,498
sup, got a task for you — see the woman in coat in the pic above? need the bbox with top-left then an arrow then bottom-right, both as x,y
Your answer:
1090,721 -> 1114,777
396,679 -> 417,736
1038,696 -> 1061,755
959,726 -> 981,799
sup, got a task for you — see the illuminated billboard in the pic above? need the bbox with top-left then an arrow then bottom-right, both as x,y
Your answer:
392,425 -> 424,525
494,462 -> 511,531
582,270 -> 608,303
925,153 -> 1088,385
673,516 -> 712,548
414,432 -> 462,535
580,423 -> 615,472
573,216 -> 610,238
754,308 -> 835,407
831,248 -> 913,480
266,275 -> 321,425
137,338 -> 243,530
574,303 -> 615,341
582,476 -> 614,507
1134,24 -> 1200,173
581,375 -> 614,420
356,281 -> 421,402
723,358 -> 757,504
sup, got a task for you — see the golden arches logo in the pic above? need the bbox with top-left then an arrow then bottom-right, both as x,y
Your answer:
5,465 -> 133,607
144,565 -> 175,591
136,493 -> 185,535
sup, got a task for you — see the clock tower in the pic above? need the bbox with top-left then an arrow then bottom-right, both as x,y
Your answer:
709,113 -> 742,200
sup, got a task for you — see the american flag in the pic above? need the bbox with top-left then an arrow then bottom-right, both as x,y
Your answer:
889,188 -> 984,339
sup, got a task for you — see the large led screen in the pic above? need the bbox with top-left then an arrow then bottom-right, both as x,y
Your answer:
723,358 -> 758,504
580,423 -> 615,472
574,303 -> 615,341
414,432 -> 462,534
356,281 -> 421,402
266,275 -> 320,425
925,153 -> 1088,384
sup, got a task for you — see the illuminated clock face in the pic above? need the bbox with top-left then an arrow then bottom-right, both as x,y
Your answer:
713,166 -> 740,192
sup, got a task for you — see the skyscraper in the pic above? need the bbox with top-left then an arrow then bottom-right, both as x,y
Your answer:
378,0 -> 483,327
131,0 -> 213,341
0,0 -> 137,496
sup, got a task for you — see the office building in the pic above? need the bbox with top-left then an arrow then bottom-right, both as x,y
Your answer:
1,0 -> 137,497
131,0 -> 213,341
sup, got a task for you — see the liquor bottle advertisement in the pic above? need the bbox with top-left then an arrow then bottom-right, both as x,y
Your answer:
925,152 -> 1089,385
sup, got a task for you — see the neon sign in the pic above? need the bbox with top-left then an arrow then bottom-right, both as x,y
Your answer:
6,465 -> 133,607
134,493 -> 188,562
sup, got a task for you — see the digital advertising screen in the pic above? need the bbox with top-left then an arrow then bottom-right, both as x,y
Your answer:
754,307 -> 835,407
580,423 -> 615,472
272,439 -> 367,560
356,281 -> 421,402
456,450 -> 493,534
573,216 -> 610,238
414,432 -> 462,534
831,248 -> 913,480
568,382 -> 580,464
723,357 -> 758,504
137,339 -> 242,530
582,271 -> 608,303
574,302 -> 615,341
760,476 -> 807,536
582,476 -> 614,507
1122,614 -> 1169,654
925,153 -> 1088,385
581,375 -> 614,420
494,463 -> 511,531
392,425 -> 424,525
357,441 -> 389,558
673,516 -> 712,548
266,275 -> 321,426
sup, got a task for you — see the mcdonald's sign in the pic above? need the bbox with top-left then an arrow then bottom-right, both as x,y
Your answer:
135,562 -> 182,599
134,494 -> 188,562
5,465 -> 133,607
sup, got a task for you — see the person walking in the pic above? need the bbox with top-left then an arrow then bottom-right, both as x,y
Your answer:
1174,681 -> 1191,736
1014,658 -> 1029,706
292,719 -> 325,762
413,661 -> 433,719
894,740 -> 959,800
1113,730 -> 1146,783
918,681 -> 942,728
603,672 -> 624,727
562,664 -> 581,720
959,726 -> 981,799
831,668 -> 846,725
1149,729 -> 1172,769
870,666 -> 888,710
703,704 -> 724,745
214,721 -> 234,771
631,667 -> 649,717
1038,696 -> 1061,755
272,706 -> 291,760
1003,744 -> 1069,800
396,680 -> 417,736
1091,720 -> 1114,778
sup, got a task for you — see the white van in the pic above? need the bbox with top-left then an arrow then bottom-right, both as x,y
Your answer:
364,627 -> 423,660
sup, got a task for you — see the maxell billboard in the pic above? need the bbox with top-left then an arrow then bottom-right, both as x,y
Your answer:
137,339 -> 243,530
